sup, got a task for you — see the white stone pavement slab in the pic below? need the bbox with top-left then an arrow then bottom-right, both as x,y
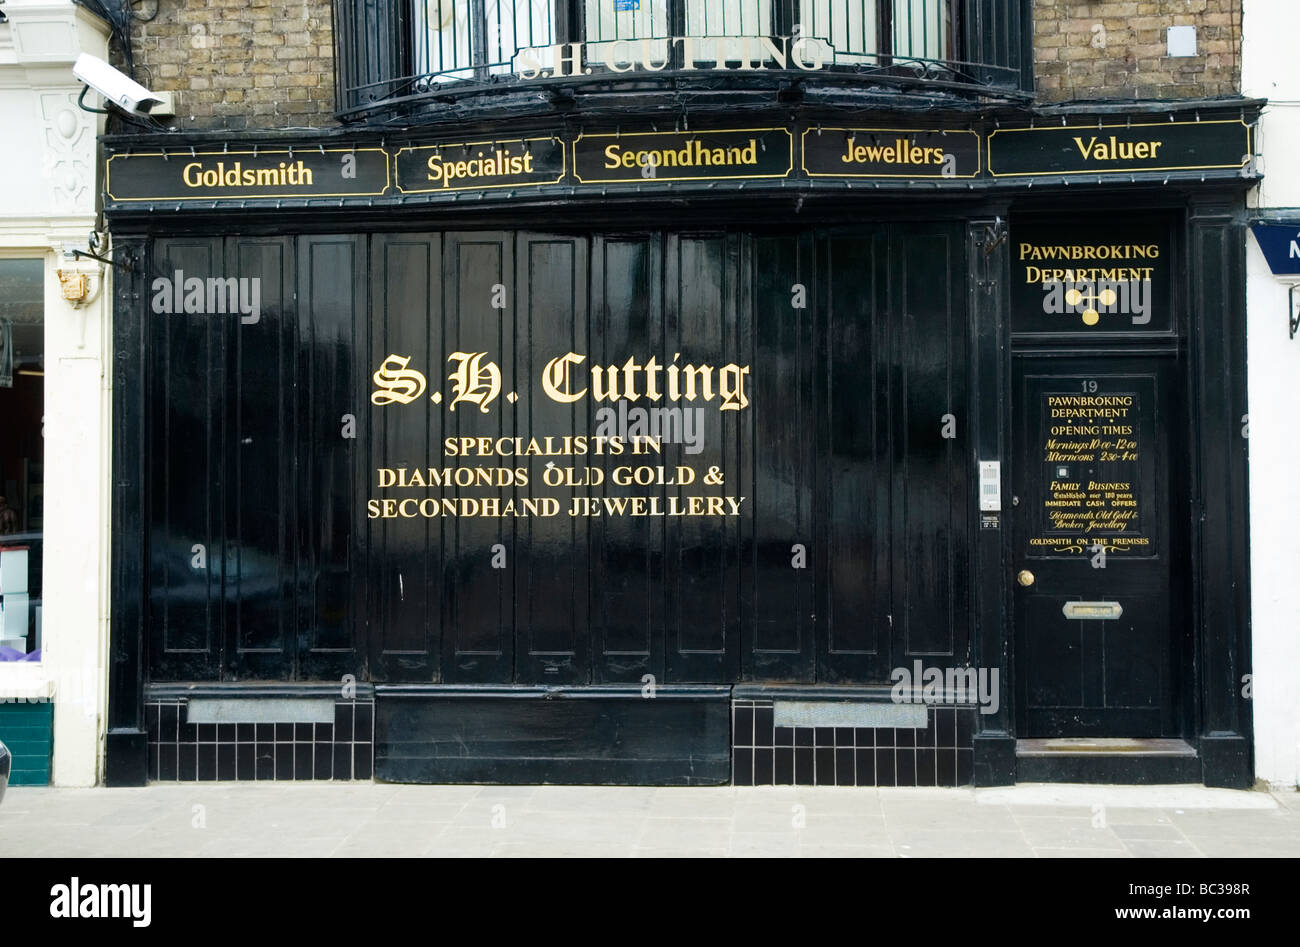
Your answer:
0,783 -> 1295,858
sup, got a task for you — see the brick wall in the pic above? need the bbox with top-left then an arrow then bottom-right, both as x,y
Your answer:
1034,0 -> 1242,102
120,0 -> 336,130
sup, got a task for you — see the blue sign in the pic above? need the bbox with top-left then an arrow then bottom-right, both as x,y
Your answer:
1251,222 -> 1300,276
614,0 -> 640,9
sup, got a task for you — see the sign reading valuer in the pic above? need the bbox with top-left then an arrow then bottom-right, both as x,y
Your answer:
572,128 -> 793,184
802,127 -> 981,179
395,137 -> 566,193
105,147 -> 391,201
988,120 -> 1251,177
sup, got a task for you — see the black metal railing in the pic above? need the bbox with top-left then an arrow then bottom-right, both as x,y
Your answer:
335,0 -> 1029,119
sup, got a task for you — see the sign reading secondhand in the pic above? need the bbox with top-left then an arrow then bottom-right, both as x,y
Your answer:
571,128 -> 793,184
105,147 -> 391,201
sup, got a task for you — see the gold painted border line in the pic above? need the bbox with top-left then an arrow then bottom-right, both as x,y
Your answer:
987,119 -> 1252,178
571,127 -> 794,184
393,136 -> 567,194
800,126 -> 982,179
105,148 -> 392,201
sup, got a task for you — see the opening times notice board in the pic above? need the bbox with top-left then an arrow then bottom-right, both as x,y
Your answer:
1029,379 -> 1157,557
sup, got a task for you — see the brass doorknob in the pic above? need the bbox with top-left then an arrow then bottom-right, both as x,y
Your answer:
1017,569 -> 1035,587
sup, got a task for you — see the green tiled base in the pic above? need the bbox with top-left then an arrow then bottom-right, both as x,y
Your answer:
0,701 -> 53,786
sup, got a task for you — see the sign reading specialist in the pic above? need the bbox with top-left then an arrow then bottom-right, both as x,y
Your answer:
395,137 -> 566,193
988,119 -> 1251,177
802,127 -> 981,179
105,147 -> 391,201
572,128 -> 793,184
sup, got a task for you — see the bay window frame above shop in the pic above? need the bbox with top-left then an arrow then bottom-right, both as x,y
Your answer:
406,0 -> 956,76
332,0 -> 1032,118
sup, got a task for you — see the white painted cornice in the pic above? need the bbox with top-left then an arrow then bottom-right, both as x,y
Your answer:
0,1 -> 111,72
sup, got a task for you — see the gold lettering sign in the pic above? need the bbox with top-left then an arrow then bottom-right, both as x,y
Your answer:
105,148 -> 391,201
801,127 -> 982,179
989,120 -> 1251,177
572,128 -> 793,184
394,137 -> 566,194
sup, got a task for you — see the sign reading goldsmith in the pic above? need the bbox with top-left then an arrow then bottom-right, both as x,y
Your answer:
572,128 -> 793,184
394,137 -> 566,193
988,119 -> 1251,177
105,147 -> 391,201
802,127 -> 982,179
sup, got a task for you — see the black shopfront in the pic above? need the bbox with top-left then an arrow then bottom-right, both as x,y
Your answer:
102,5 -> 1256,788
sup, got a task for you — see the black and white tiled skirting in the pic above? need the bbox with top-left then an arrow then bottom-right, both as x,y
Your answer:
731,699 -> 975,786
145,694 -> 971,785
145,700 -> 374,782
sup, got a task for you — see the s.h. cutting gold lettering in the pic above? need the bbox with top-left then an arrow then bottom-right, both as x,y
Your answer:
542,352 -> 751,410
371,352 -> 752,411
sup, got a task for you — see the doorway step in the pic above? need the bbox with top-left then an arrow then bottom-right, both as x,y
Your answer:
1015,738 -> 1200,784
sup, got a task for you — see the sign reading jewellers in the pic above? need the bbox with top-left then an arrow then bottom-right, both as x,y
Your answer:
105,147 -> 392,201
989,119 -> 1251,177
802,127 -> 982,179
572,128 -> 793,184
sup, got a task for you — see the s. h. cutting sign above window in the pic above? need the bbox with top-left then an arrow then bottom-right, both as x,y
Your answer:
409,0 -> 952,82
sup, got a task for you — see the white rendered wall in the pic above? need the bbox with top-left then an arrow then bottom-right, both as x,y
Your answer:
1243,0 -> 1300,789
0,1 -> 111,787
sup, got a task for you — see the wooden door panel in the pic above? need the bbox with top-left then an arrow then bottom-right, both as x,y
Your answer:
147,238 -> 226,681
741,233 -> 817,682
590,234 -> 665,683
296,235 -> 366,681
514,233 -> 591,684
440,232 -> 516,683
368,234 -> 444,682
223,237 -> 295,679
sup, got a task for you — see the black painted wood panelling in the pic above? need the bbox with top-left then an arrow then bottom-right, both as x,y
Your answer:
590,235 -> 665,683
741,233 -> 816,682
149,238 -> 225,682
225,237 -> 295,679
369,233 -> 442,682
148,236 -> 365,683
298,236 -> 366,681
442,232 -> 516,682
146,226 -> 970,688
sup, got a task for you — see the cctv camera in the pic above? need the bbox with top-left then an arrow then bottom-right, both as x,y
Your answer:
73,53 -> 163,119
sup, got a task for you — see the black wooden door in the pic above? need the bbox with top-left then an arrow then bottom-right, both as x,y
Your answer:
1012,357 -> 1179,737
